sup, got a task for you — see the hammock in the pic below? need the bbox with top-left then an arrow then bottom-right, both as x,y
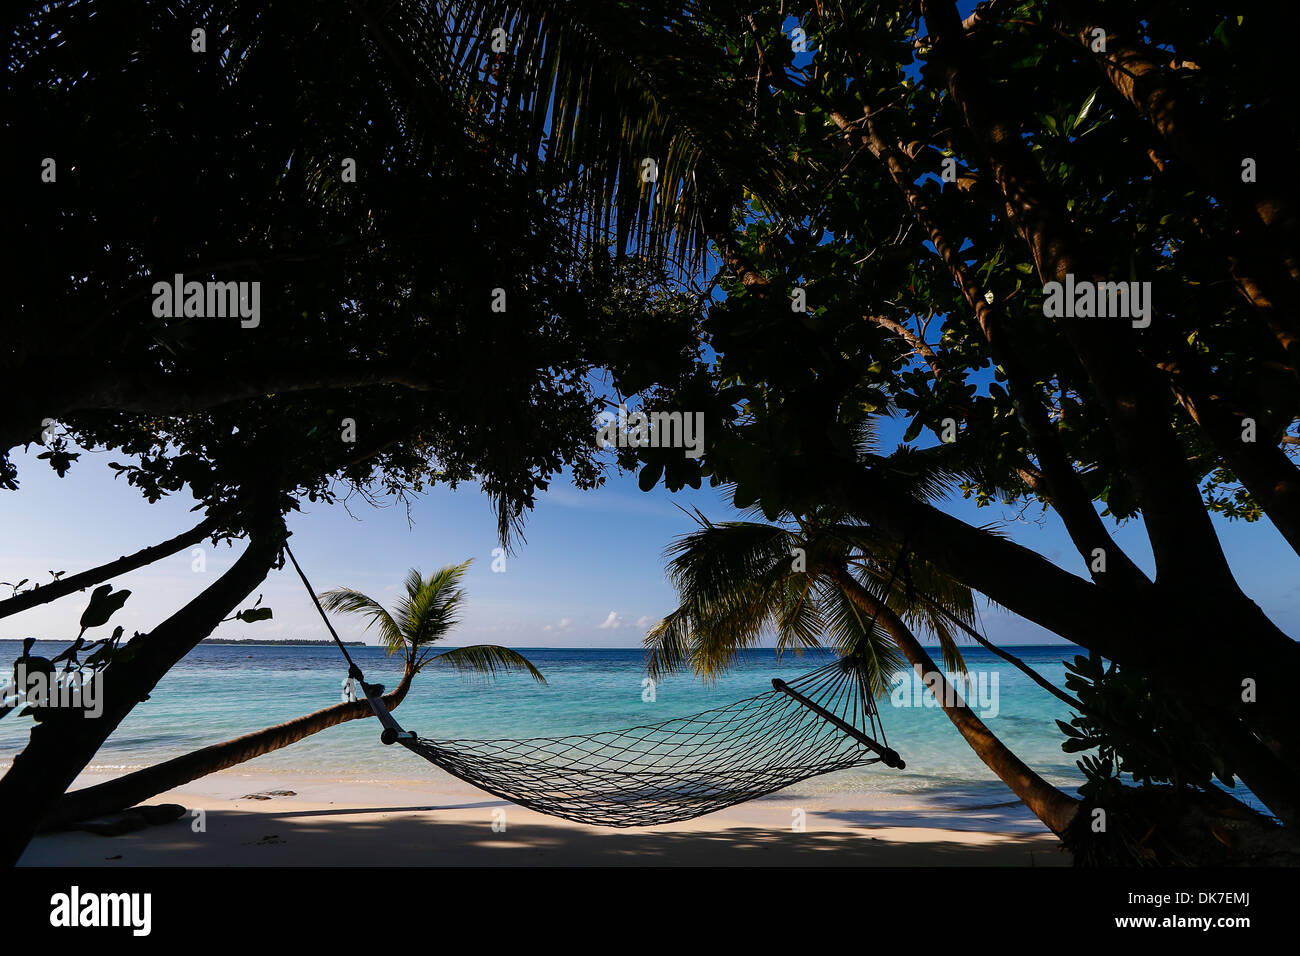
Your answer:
379,657 -> 900,827
284,545 -> 906,827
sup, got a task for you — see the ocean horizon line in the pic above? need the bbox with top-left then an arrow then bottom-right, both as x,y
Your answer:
0,638 -> 1077,650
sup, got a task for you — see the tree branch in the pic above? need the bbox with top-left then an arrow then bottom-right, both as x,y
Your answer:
1051,0 -> 1300,366
0,514 -> 223,621
920,0 -> 1238,593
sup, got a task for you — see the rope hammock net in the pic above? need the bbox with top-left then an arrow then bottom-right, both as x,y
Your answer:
284,545 -> 906,828
395,657 -> 901,827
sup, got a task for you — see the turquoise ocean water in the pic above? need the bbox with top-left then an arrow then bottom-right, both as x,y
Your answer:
1,642 -> 1092,810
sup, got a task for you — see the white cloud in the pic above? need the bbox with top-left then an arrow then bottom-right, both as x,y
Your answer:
598,610 -> 624,630
635,615 -> 653,629
542,617 -> 574,633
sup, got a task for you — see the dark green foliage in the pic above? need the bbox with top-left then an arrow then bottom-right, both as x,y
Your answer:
5,1 -> 703,543
6,0 -> 1300,845
2,588 -> 132,724
1058,652 -> 1238,800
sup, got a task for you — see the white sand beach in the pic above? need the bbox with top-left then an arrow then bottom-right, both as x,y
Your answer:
18,769 -> 1068,866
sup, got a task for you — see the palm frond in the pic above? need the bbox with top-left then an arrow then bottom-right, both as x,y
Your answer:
431,644 -> 546,683
318,587 -> 405,653
816,579 -> 907,697
656,518 -> 810,679
392,567 -> 428,642
847,560 -> 969,676
878,443 -> 971,503
652,494 -> 977,692
404,561 -> 472,647
403,0 -> 795,271
643,607 -> 693,681
321,561 -> 474,656
662,519 -> 798,607
771,572 -> 827,656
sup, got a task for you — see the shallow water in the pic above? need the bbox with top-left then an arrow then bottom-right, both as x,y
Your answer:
1,642 -> 1098,812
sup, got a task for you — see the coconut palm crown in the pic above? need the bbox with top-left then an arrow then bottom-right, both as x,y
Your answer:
645,505 -> 975,695
320,561 -> 544,682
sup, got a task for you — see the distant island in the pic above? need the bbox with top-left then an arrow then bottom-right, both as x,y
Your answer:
203,638 -> 366,646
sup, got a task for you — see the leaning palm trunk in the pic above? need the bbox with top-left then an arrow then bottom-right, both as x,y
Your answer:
41,664 -> 415,830
830,568 -> 1079,835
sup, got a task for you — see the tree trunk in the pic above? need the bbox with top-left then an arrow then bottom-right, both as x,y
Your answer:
746,7 -> 1300,818
828,567 -> 1079,835
0,515 -> 283,865
42,665 -> 416,829
826,466 -> 1300,823
918,595 -> 1083,711
918,0 -> 1300,800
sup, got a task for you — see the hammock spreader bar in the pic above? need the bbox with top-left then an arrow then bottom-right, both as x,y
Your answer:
772,678 -> 905,769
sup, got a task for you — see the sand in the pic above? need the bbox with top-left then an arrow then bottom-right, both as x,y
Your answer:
17,769 -> 1069,866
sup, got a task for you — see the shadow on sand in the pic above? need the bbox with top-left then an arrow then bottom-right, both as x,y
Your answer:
19,798 -> 1069,867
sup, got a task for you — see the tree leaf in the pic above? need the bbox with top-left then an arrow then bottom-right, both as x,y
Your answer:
638,461 -> 664,492
79,585 -> 131,629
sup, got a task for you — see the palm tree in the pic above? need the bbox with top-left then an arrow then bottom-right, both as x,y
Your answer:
45,561 -> 542,829
319,561 -> 545,682
646,508 -> 1080,835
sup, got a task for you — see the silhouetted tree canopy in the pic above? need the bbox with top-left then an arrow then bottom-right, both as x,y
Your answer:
5,0 -> 1300,862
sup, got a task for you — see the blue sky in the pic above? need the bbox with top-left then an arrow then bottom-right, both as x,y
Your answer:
3,439 -> 1298,649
